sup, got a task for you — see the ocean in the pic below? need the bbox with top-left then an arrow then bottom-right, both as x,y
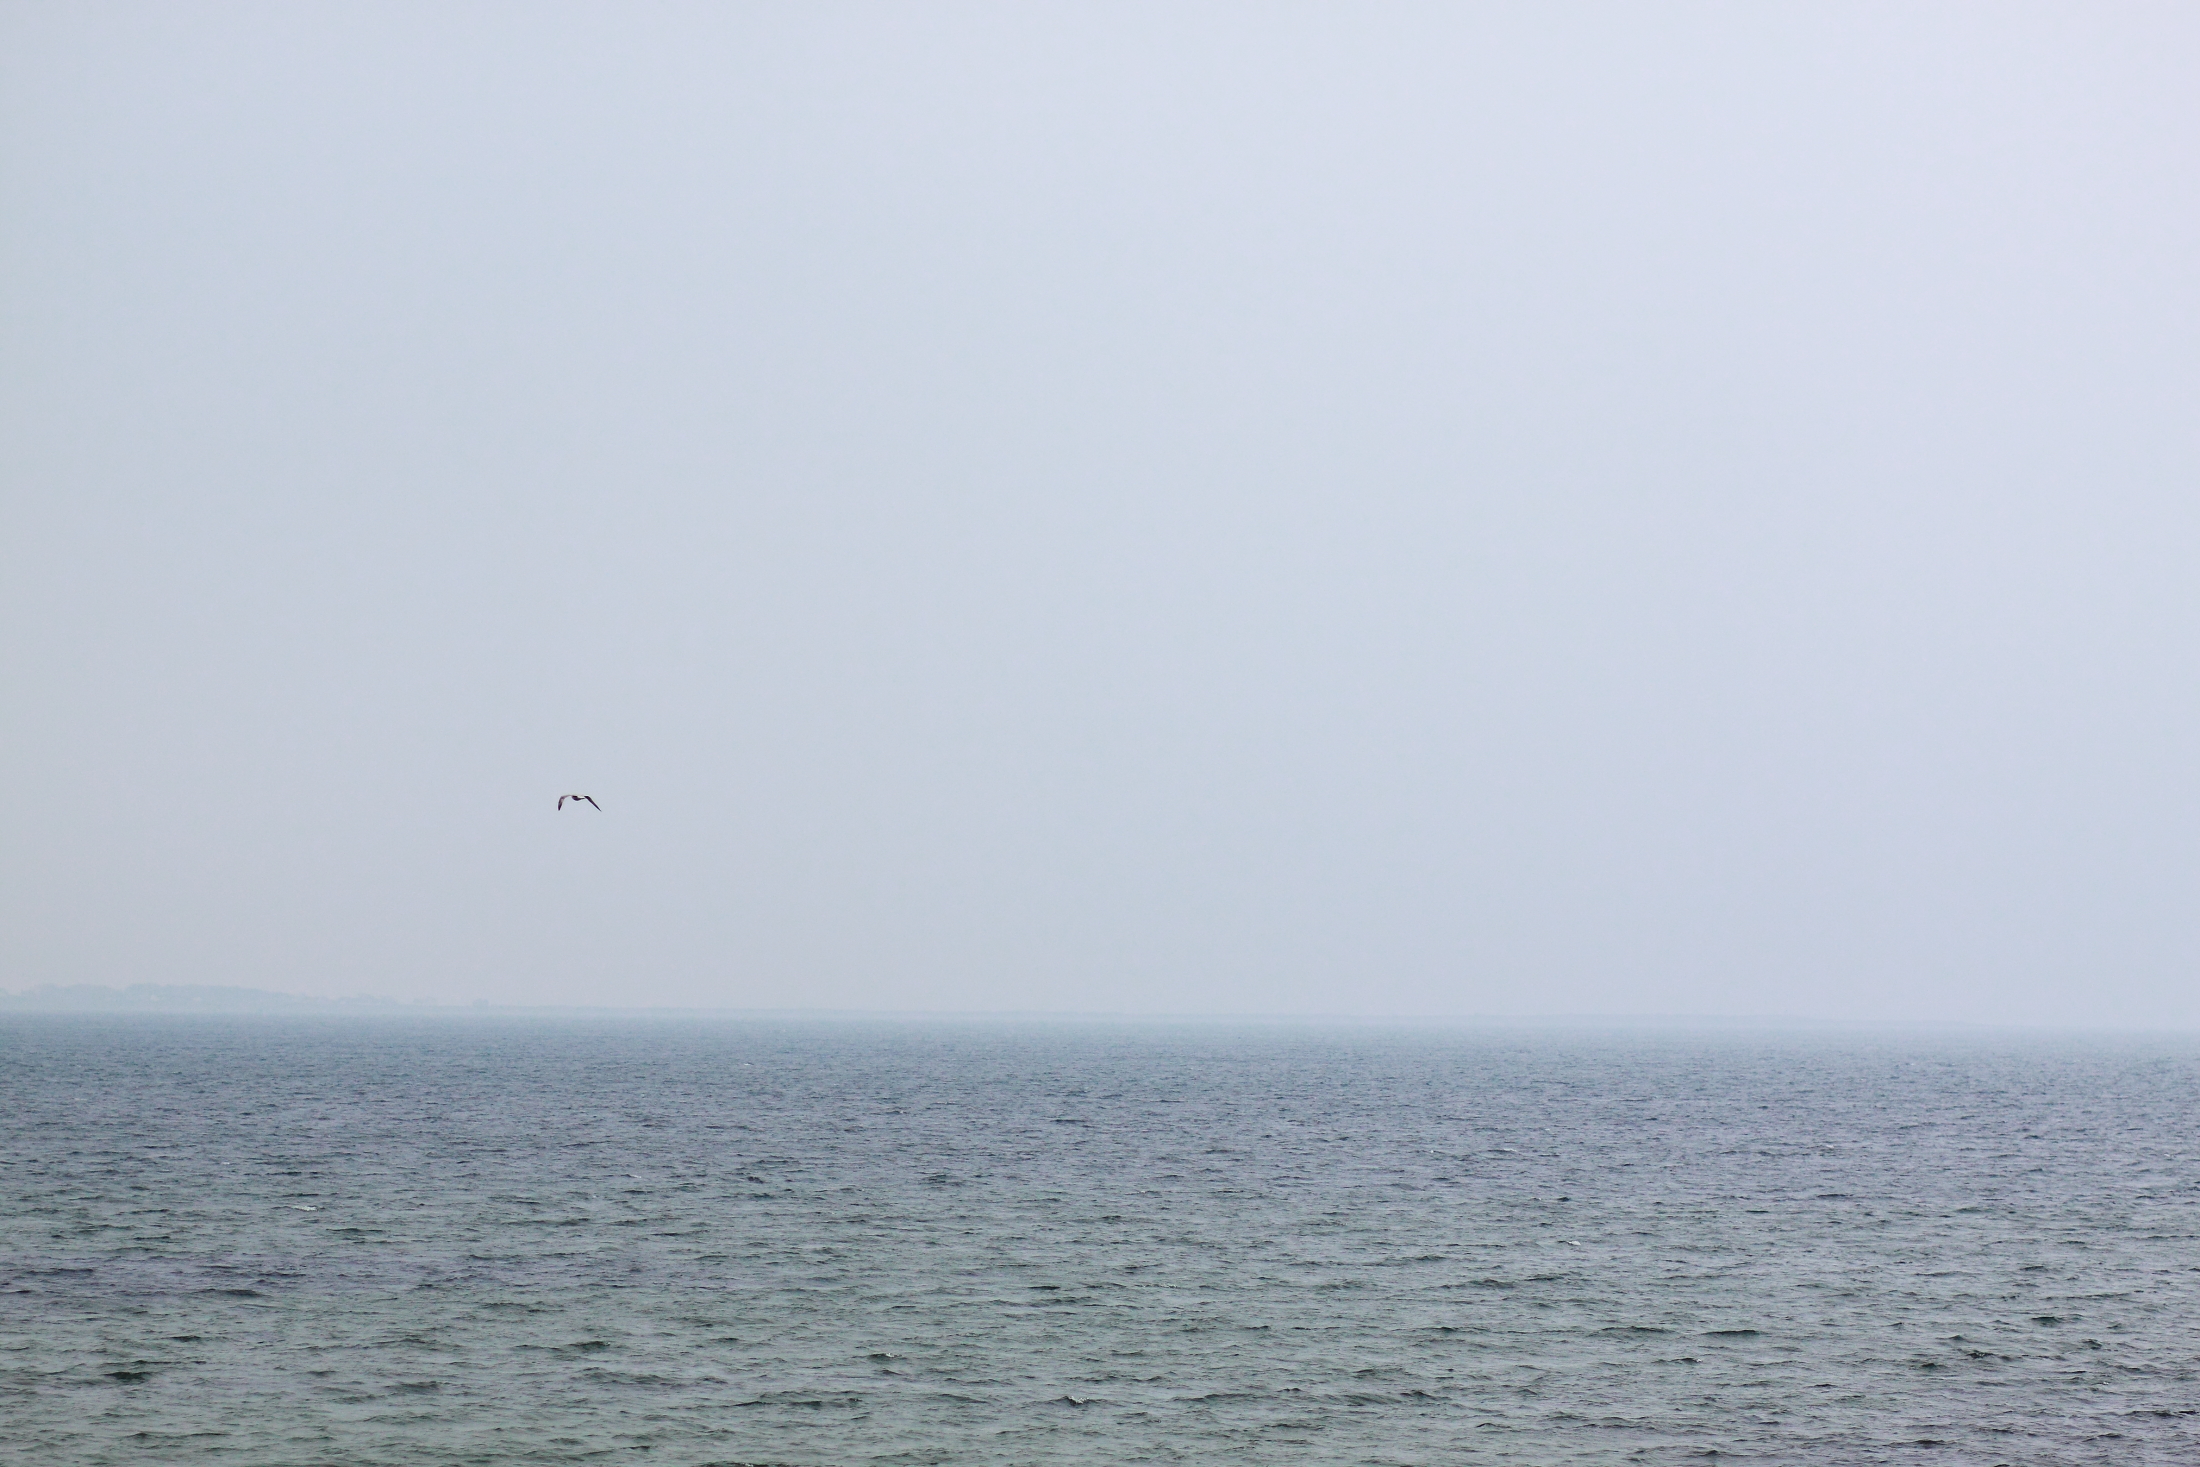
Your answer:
2,1017 -> 2196,1465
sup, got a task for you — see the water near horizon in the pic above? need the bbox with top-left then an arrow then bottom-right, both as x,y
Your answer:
3,1017 -> 2197,1465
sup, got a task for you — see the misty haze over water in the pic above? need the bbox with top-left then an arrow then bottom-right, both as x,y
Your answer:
6,5 -> 2199,1024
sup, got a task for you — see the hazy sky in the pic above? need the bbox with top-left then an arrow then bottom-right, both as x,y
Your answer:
4,4 -> 2197,1021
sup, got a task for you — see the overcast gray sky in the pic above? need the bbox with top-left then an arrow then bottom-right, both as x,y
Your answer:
3,3 -> 2196,1022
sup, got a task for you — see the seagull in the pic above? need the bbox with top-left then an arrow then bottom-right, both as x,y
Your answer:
557,794 -> 601,811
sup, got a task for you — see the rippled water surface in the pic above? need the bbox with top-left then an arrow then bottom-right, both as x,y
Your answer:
4,1017 -> 2198,1465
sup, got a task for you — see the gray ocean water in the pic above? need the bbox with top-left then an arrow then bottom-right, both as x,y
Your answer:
3,1018 -> 2197,1466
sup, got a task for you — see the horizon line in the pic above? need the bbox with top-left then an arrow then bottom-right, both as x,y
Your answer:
3,983 -> 2195,1031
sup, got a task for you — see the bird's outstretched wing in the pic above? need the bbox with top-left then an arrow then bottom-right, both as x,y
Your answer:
582,796 -> 601,810
557,795 -> 569,810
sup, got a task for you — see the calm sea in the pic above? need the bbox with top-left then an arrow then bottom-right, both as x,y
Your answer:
3,1017 -> 2197,1465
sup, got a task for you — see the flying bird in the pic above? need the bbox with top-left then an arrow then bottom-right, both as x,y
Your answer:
557,795 -> 601,811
